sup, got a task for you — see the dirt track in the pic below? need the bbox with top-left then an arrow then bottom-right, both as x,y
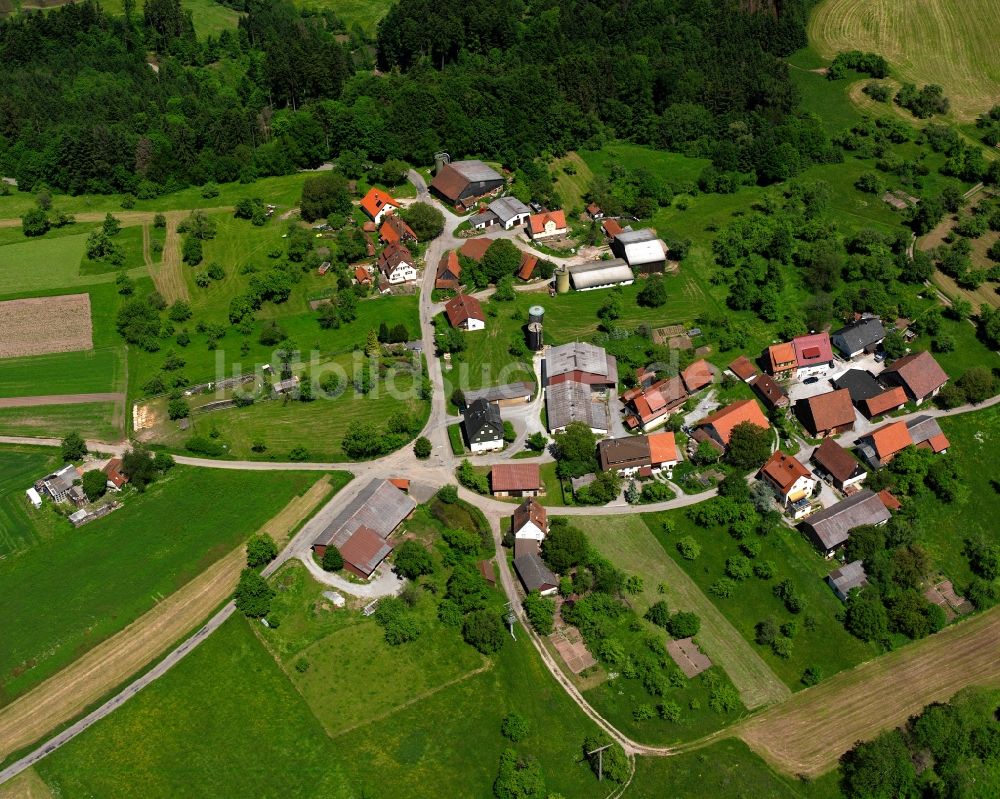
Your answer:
0,393 -> 124,409
737,605 -> 1000,777
0,476 -> 332,761
0,207 -> 232,230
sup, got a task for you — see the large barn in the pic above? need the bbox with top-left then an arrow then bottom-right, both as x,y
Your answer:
430,160 -> 505,207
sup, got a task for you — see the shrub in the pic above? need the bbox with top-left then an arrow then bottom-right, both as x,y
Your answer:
321,547 -> 343,571
676,536 -> 701,560
500,713 -> 530,742
710,578 -> 735,598
666,611 -> 700,639
658,700 -> 682,722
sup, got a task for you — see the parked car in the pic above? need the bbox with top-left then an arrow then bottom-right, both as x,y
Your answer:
803,376 -> 820,384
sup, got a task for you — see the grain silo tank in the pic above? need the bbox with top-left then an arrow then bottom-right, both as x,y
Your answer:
528,305 -> 545,325
556,268 -> 570,294
527,322 -> 543,352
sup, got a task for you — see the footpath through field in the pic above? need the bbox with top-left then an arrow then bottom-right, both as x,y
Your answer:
0,475 -> 333,763
0,393 -> 124,409
737,604 -> 1000,776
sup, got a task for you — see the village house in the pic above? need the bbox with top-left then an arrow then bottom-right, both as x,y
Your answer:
586,202 -> 604,220
103,458 -> 129,491
469,196 -> 531,230
513,551 -> 558,596
750,374 -> 790,411
546,381 -> 610,434
610,228 -> 668,274
511,497 -> 547,539
728,355 -> 759,383
568,259 -> 634,291
857,416 -> 950,469
831,317 -> 886,359
695,399 -> 770,450
879,351 -> 948,405
793,332 -> 836,379
601,218 -> 624,239
430,160 -> 505,208
811,438 -> 867,492
378,212 -> 416,245
681,359 -> 713,394
360,187 -> 400,225
354,266 -> 372,286
759,451 -> 817,519
621,376 -> 686,431
827,560 -> 869,601
597,431 -> 680,476
798,389 -> 856,438
38,464 -> 83,504
445,294 -> 485,331
803,489 -> 891,556
543,342 -> 617,434
767,341 -> 797,378
860,387 -> 908,419
491,463 -> 543,498
435,251 -> 462,290
464,398 -> 504,453
311,479 -> 416,579
377,242 -> 417,286
832,369 -> 884,405
527,210 -> 568,240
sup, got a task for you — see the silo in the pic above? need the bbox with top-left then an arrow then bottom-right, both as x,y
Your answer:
528,305 -> 545,325
527,322 -> 543,352
556,267 -> 570,294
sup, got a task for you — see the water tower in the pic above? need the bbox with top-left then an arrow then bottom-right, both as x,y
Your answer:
555,267 -> 570,294
527,323 -> 543,352
528,305 -> 545,325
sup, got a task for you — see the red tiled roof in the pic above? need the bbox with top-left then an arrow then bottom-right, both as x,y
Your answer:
518,252 -> 538,280
379,213 -> 416,244
362,221 -> 377,233
802,389 -> 855,435
339,526 -> 393,577
389,478 -> 409,491
360,187 -> 398,220
877,489 -> 902,511
647,431 -> 678,465
528,210 -> 567,235
628,376 -> 686,424
862,387 -> 907,418
869,421 -> 913,461
601,218 -> 624,237
491,463 -> 541,493
882,351 -> 949,400
761,451 -> 811,493
918,433 -> 950,453
729,356 -> 758,381
768,342 -> 796,372
512,497 -> 546,533
697,399 -> 770,445
103,458 -> 128,489
354,266 -> 370,284
681,359 -> 713,393
793,333 -> 833,366
445,294 -> 485,327
750,374 -> 788,409
459,238 -> 492,262
812,438 -> 862,483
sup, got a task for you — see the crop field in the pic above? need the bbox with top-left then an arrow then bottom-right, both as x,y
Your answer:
0,294 -> 92,358
809,0 -> 1000,120
574,515 -> 789,715
739,605 -> 1000,777
0,348 -> 124,399
36,617 -> 350,799
0,235 -> 91,294
0,401 -> 120,441
0,467 -> 320,703
642,509 -> 877,689
0,446 -> 61,558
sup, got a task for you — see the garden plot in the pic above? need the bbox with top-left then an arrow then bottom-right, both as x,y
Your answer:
0,293 -> 92,358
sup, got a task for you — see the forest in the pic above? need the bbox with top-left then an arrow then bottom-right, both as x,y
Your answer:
0,0 -> 829,195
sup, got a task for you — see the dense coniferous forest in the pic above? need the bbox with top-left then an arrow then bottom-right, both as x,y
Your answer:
0,0 -> 828,194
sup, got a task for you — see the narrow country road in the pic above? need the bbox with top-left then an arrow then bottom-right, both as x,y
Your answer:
4,173 -> 1000,787
0,392 -> 125,408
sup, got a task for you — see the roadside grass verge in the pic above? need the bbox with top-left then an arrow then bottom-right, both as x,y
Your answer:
447,422 -> 465,455
0,467 -> 328,703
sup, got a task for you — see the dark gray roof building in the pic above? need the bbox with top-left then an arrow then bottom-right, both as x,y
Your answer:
827,560 -> 869,601
803,490 -> 890,554
546,381 -> 610,433
312,479 -> 416,550
513,552 -> 558,595
832,369 -> 883,403
463,398 -> 503,447
832,318 -> 886,358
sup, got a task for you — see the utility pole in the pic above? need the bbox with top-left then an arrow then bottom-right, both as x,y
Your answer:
587,743 -> 612,782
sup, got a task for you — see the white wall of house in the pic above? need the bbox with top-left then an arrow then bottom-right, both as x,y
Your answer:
795,362 -> 835,379
514,522 -> 545,540
504,213 -> 530,230
470,437 -> 504,453
530,220 -> 567,240
461,318 -> 486,332
783,474 -> 818,504
387,263 -> 417,284
371,203 -> 398,225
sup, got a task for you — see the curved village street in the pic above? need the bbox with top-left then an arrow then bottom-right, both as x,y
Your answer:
4,178 -> 1000,787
